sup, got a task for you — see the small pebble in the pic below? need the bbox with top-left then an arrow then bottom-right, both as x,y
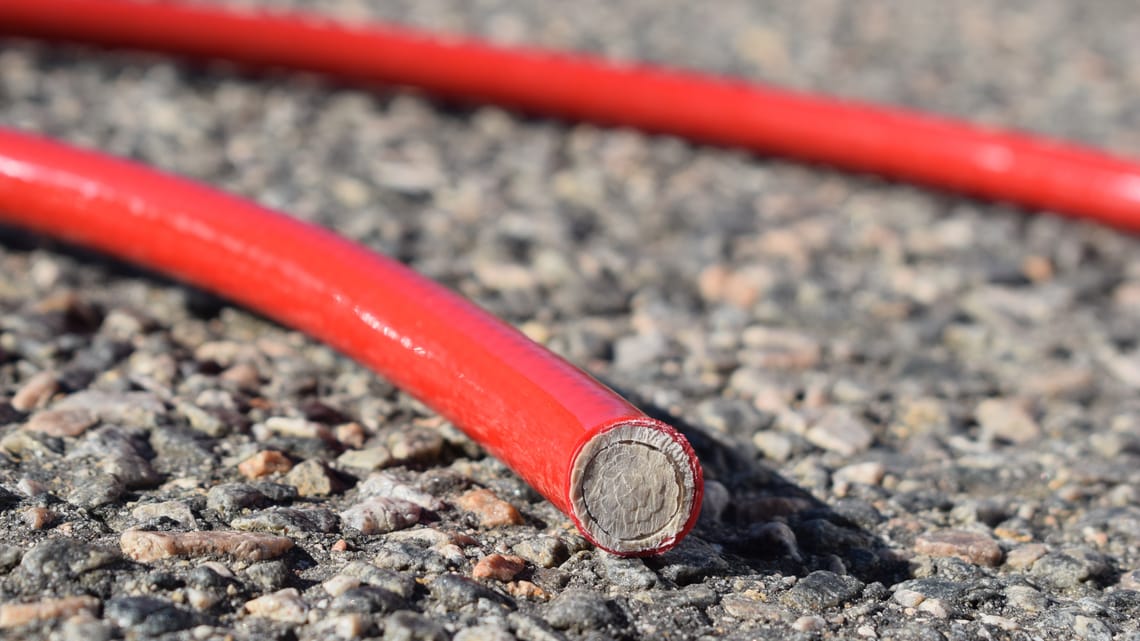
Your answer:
120,530 -> 294,562
358,472 -> 445,510
219,362 -> 261,389
543,589 -> 616,632
512,536 -> 569,568
720,592 -> 788,622
387,426 -> 444,462
893,588 -> 925,608
17,477 -> 50,497
340,497 -> 421,534
24,408 -> 97,437
230,506 -> 340,535
753,431 -> 793,462
103,596 -> 197,635
975,398 -> 1041,444
334,422 -> 368,448
454,623 -> 516,641
598,552 -> 658,589
244,588 -> 309,623
1005,543 -> 1047,569
473,554 -> 527,581
11,371 -> 58,411
699,479 -> 730,522
260,416 -> 332,441
323,575 -> 362,598
834,461 -> 886,486
506,580 -> 545,600
980,614 -> 1020,631
22,506 -> 55,530
456,489 -> 524,528
206,483 -> 271,514
330,586 -> 405,615
805,408 -> 873,456
382,610 -> 448,641
238,450 -> 293,479
283,459 -> 344,497
338,445 -> 394,470
430,573 -> 512,610
185,588 -> 219,611
1003,585 -> 1047,612
132,501 -> 198,529
317,613 -> 368,639
53,391 -> 164,428
1119,569 -> 1140,590
917,598 -> 950,618
792,615 -> 827,632
0,595 -> 100,628
780,571 -> 864,611
740,326 -> 822,370
914,530 -> 1003,567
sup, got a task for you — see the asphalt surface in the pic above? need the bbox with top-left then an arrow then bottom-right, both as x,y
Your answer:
1,1 -> 1139,640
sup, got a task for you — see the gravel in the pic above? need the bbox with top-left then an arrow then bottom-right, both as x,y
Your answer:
2,0 -> 1140,639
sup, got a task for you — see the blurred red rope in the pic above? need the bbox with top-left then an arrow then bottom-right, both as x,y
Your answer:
2,0 -> 1139,231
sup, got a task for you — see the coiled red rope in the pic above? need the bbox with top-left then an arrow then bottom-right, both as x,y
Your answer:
3,0 -> 1139,232
1,0 -> 1139,555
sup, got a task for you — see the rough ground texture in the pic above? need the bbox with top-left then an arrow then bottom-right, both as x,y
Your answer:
2,1 -> 1140,640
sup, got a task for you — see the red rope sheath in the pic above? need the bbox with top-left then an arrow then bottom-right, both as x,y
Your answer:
0,129 -> 703,555
1,0 -> 1139,231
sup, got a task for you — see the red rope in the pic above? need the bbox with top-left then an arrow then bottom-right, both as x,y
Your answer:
0,128 -> 703,555
2,0 -> 1139,231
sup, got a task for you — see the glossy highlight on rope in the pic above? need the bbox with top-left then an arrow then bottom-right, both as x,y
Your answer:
1,0 -> 1139,232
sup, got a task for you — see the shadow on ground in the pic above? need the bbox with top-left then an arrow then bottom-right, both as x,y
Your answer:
641,403 -> 911,588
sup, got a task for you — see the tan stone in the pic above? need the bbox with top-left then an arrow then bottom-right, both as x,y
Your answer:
120,530 -> 293,562
505,580 -> 545,600
472,554 -> 527,581
456,489 -> 523,528
21,507 -> 54,530
0,595 -> 99,628
11,371 -> 58,411
334,422 -> 367,449
1005,543 -> 1047,569
915,529 -> 1003,567
238,450 -> 293,479
244,588 -> 309,623
24,408 -> 97,437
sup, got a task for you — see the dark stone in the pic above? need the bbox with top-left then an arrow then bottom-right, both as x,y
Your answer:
650,536 -> 730,584
781,571 -> 864,611
332,586 -> 406,615
1031,553 -> 1098,589
144,570 -> 184,591
542,589 -> 621,632
382,610 -> 448,641
231,506 -> 340,534
430,573 -> 514,610
206,483 -> 270,514
242,560 -> 291,592
18,538 -> 119,588
795,518 -> 873,552
104,596 -> 198,635
879,623 -> 948,641
251,481 -> 299,503
508,612 -> 568,641
188,565 -> 240,591
832,498 -> 886,529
